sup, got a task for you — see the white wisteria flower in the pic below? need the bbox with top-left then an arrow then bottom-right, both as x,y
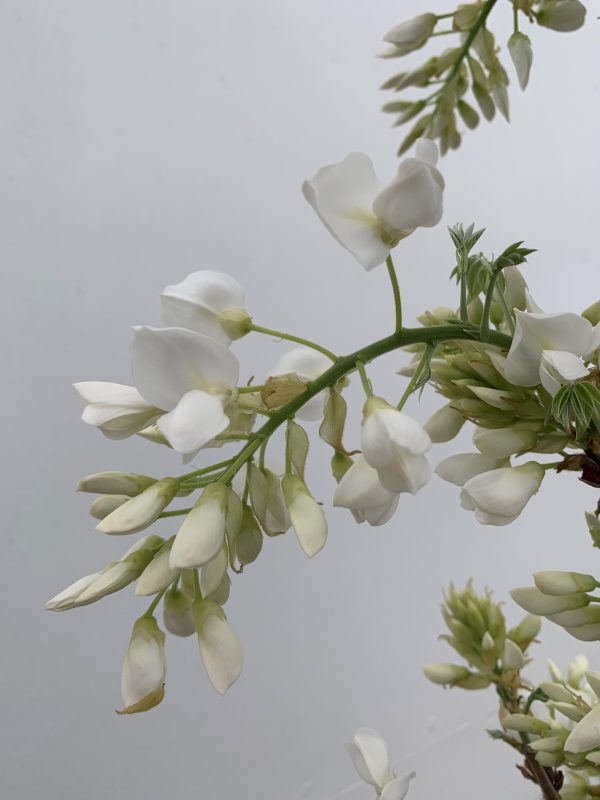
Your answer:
118,616 -> 166,714
505,309 -> 599,394
508,32 -> 533,91
361,396 -> 431,494
192,598 -> 243,695
74,382 -> 160,439
303,139 -> 444,270
435,453 -> 503,486
131,326 -> 239,457
347,728 -> 415,799
268,347 -> 334,421
333,456 -> 400,526
460,462 -> 545,526
160,270 -> 250,344
537,0 -> 587,32
382,13 -> 437,55
96,477 -> 179,535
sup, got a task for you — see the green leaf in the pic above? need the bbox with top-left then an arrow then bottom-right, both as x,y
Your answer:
586,511 -> 600,549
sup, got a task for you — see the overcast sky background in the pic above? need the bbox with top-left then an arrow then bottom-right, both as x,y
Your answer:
2,2 -> 600,798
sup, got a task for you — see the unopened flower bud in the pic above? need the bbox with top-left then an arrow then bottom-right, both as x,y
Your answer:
219,308 -> 252,340
96,478 -> 179,535
235,506 -> 263,566
507,613 -> 541,649
510,586 -> 589,616
77,471 -> 156,496
383,13 -> 437,55
508,32 -> 533,91
282,475 -> 328,557
163,587 -> 195,637
117,616 -> 166,714
423,663 -> 471,685
473,427 -> 536,459
170,483 -> 228,568
502,713 -> 551,735
90,494 -> 130,520
423,404 -> 465,443
135,539 -> 179,596
539,682 -> 576,703
552,702 -> 586,723
536,0 -> 586,32
200,546 -> 228,596
565,704 -> 600,753
192,598 -> 243,695
503,640 -> 526,670
534,571 -> 598,596
529,736 -> 566,753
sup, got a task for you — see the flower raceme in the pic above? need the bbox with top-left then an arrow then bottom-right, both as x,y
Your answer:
303,138 -> 444,270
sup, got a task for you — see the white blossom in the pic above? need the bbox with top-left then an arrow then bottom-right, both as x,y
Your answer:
460,462 -> 545,526
508,33 -> 533,91
118,616 -> 166,714
361,396 -> 431,494
282,475 -> 328,557
160,270 -> 249,344
170,483 -> 229,568
435,453 -> 504,486
347,728 -> 415,799
131,326 -> 239,456
333,456 -> 399,526
382,13 -> 437,55
96,477 -> 179,535
303,139 -> 444,270
537,0 -> 586,32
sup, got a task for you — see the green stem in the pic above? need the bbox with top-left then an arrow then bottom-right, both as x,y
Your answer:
512,0 -> 519,33
285,422 -> 293,474
430,29 -> 456,37
159,507 -> 194,518
397,343 -> 435,411
143,587 -> 168,618
238,384 -> 266,394
480,269 -> 501,341
459,254 -> 469,322
193,569 -> 202,600
249,323 -> 337,362
493,283 -> 516,336
386,255 -> 403,333
356,360 -> 373,398
214,324 -> 511,487
436,11 -> 455,20
179,458 -> 235,483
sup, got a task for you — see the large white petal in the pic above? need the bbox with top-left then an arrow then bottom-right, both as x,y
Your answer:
131,326 -> 239,410
161,270 -> 244,343
269,347 -> 333,420
539,350 -> 589,395
380,773 -> 416,800
377,450 -> 431,494
303,152 -> 390,271
435,453 -> 500,486
157,390 -> 229,455
334,457 -> 397,510
373,162 -> 444,232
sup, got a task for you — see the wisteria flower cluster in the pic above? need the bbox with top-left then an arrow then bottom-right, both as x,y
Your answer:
47,4 -> 600,798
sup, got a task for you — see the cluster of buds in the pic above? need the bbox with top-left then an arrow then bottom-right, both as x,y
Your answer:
424,582 -> 540,690
380,2 -> 586,156
511,571 -> 600,642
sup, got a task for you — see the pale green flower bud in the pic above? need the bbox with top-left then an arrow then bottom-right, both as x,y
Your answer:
529,736 -> 567,753
77,471 -> 156,496
90,494 -> 130,520
534,571 -> 598,596
219,308 -> 252,340
582,300 -> 600,326
586,672 -> 600,699
423,404 -> 465,443
535,751 -> 564,767
508,33 -> 533,91
540,683 -> 577,703
319,390 -> 347,452
207,574 -> 231,606
96,477 -> 179,535
507,613 -> 541,649
536,0 -> 586,31
383,13 -> 437,56
503,640 -> 525,670
282,475 -> 327,558
163,588 -> 195,637
135,539 -> 178,596
423,663 -> 471,685
552,702 -> 587,722
200,546 -> 228,597
473,426 -> 536,458
564,624 -> 600,642
117,616 -> 166,715
568,655 -> 589,687
235,506 -> 263,566
77,550 -> 154,604
548,659 -> 564,682
502,714 -> 551,735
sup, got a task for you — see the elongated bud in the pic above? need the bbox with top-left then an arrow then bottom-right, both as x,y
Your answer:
508,32 -> 533,91
77,549 -> 155,604
163,587 -> 195,637
77,471 -> 156,496
219,308 -> 252,340
319,390 -> 348,451
587,672 -> 600,699
282,475 -> 327,558
473,427 -> 536,459
170,483 -> 228,568
235,506 -> 263,566
287,419 -> 309,480
568,655 -> 589,687
536,0 -> 586,32
383,13 -> 437,55
423,663 -> 471,685
510,586 -> 589,616
582,300 -> 600,326
502,714 -> 551,735
117,616 -> 166,714
539,682 -> 576,703
96,478 -> 179,535
565,704 -> 600,753
507,613 -> 541,650
45,571 -> 103,611
135,539 -> 179,596
552,702 -> 587,723
423,404 -> 465,443
200,546 -> 228,596
529,736 -> 567,753
503,640 -> 525,670
533,571 -> 598,596
90,494 -> 130,520
192,598 -> 243,695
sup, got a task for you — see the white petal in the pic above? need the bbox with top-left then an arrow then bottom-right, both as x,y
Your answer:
200,546 -> 228,596
193,600 -> 243,695
120,618 -> 166,710
334,457 -> 397,510
74,381 -> 152,408
415,138 -> 438,166
473,428 -> 536,459
380,773 -> 416,800
539,350 -> 589,395
506,311 -> 593,387
377,450 -> 430,495
303,152 -> 390,271
131,326 -> 239,411
373,162 -> 444,232
348,728 -> 392,787
461,463 -> 544,525
565,704 -> 600,753
435,453 -> 500,486
161,270 -> 244,343
269,347 -> 333,381
157,390 -> 230,455
170,491 -> 227,568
